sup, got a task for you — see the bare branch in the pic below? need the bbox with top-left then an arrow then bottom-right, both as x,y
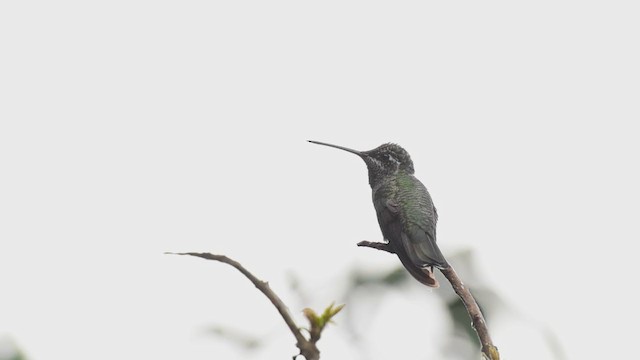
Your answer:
166,252 -> 320,360
356,240 -> 395,253
357,247 -> 500,359
440,265 -> 500,360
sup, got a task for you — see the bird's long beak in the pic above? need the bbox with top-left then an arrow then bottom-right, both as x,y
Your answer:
308,140 -> 364,157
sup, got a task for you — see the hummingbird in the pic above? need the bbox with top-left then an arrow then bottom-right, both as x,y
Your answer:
309,140 -> 448,287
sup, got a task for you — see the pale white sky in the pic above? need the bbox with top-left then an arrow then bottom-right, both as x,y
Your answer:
1,1 -> 639,360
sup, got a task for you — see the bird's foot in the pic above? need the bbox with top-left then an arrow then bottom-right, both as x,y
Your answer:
357,240 -> 395,254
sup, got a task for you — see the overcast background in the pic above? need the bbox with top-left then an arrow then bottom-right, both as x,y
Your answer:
1,1 -> 639,360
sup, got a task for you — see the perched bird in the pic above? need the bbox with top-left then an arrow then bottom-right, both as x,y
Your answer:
309,141 -> 448,287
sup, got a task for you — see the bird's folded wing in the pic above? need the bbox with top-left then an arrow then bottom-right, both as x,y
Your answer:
400,227 -> 447,268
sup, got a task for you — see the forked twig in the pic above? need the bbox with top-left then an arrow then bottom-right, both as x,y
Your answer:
167,252 -> 320,360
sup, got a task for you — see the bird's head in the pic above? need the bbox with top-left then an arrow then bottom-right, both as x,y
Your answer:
309,141 -> 415,187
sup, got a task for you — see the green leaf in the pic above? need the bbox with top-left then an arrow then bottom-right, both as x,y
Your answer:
320,302 -> 345,327
302,302 -> 345,342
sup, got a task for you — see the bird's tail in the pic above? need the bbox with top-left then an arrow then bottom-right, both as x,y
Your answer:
396,247 -> 440,288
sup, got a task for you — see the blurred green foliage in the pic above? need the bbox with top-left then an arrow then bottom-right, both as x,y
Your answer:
0,337 -> 28,360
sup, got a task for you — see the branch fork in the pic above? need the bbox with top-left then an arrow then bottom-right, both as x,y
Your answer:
167,252 -> 342,360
